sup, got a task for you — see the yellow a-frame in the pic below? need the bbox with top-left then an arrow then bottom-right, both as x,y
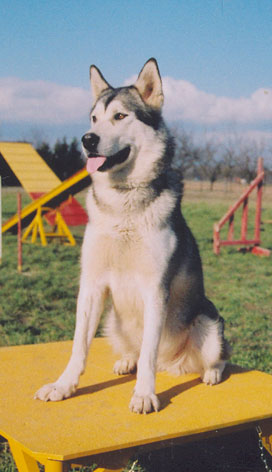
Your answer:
1,142 -> 91,246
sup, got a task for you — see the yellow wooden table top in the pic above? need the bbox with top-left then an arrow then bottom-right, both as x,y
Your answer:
0,338 -> 272,462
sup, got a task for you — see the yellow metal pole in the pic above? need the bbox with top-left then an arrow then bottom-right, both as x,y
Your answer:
22,216 -> 36,243
0,176 -> 2,265
31,216 -> 38,243
37,207 -> 47,246
56,211 -> 76,246
17,193 -> 22,273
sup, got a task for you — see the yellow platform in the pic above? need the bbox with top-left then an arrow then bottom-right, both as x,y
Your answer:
0,338 -> 272,472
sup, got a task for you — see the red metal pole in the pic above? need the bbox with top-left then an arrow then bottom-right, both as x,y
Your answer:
216,170 -> 264,231
213,156 -> 270,257
227,214 -> 235,241
254,158 -> 263,244
213,224 -> 220,255
17,193 -> 22,273
241,197 -> 248,242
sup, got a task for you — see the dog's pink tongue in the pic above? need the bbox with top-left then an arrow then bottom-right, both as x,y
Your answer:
86,156 -> 107,174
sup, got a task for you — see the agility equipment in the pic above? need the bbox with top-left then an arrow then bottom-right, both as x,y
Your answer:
1,142 -> 91,243
0,177 -> 2,264
17,193 -> 23,272
2,169 -> 91,233
2,169 -> 90,245
0,338 -> 272,471
21,206 -> 76,246
213,158 -> 270,256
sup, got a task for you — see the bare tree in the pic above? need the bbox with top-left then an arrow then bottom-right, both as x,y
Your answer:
170,127 -> 200,177
221,141 -> 239,186
236,141 -> 263,183
197,140 -> 222,190
221,133 -> 266,183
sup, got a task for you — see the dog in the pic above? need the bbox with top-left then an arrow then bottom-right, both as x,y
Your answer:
35,58 -> 231,414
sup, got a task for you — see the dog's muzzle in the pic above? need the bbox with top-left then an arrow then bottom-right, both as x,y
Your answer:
82,133 -> 131,174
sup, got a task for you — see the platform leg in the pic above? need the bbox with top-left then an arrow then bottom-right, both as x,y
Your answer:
45,459 -> 66,472
259,420 -> 272,456
8,439 -> 40,472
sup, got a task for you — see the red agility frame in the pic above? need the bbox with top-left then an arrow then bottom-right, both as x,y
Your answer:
213,158 -> 270,257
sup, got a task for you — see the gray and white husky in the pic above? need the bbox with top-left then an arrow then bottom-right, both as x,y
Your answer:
35,59 -> 231,414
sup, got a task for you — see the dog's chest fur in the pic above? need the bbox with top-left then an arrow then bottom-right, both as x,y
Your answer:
85,178 -> 177,291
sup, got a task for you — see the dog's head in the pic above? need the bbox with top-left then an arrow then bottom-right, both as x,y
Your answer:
82,58 -> 166,176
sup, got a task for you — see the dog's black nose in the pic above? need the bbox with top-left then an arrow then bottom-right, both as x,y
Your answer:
82,133 -> 100,153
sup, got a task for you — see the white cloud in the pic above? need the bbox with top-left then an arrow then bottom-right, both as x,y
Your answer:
0,77 -> 90,124
161,77 -> 272,124
0,75 -> 272,127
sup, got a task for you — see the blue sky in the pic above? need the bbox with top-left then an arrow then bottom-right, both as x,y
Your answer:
0,0 -> 272,154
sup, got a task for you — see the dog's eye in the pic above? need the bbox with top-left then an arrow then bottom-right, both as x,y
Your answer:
114,113 -> 127,121
92,116 -> 97,123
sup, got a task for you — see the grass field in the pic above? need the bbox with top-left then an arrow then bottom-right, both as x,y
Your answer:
0,181 -> 272,471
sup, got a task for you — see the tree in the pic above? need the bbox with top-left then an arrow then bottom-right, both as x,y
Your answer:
235,142 -> 261,183
36,142 -> 56,173
54,138 -> 70,179
221,142 -> 238,186
220,133 -> 266,184
37,137 -> 84,180
67,137 -> 84,177
197,141 -> 222,190
170,127 -> 200,177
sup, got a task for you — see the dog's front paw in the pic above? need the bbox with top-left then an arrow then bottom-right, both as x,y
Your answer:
114,357 -> 137,375
202,367 -> 222,386
129,392 -> 160,414
34,382 -> 77,402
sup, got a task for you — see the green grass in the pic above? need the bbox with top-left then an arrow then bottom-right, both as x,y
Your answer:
0,184 -> 272,471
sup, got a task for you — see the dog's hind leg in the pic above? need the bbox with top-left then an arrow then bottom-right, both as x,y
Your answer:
191,304 -> 231,386
34,281 -> 106,402
113,356 -> 137,375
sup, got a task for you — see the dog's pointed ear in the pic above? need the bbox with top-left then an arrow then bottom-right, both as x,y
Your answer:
134,58 -> 164,109
90,65 -> 112,100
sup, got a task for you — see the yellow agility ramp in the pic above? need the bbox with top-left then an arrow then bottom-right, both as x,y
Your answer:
0,338 -> 271,471
0,142 -> 60,194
